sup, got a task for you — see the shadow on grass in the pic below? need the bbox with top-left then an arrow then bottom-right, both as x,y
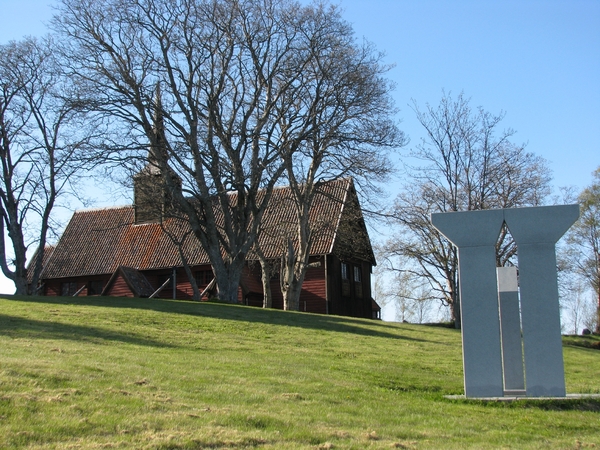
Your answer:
562,334 -> 600,351
446,396 -> 600,412
0,313 -> 175,348
3,295 -> 434,343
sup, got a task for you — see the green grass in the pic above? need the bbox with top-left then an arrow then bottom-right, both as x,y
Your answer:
0,295 -> 599,449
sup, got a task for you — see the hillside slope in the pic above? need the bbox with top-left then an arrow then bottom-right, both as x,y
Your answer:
1,295 -> 599,449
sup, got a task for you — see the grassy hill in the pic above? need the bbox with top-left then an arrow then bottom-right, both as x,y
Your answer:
1,295 -> 599,449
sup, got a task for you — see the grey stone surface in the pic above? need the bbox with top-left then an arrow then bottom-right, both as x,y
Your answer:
503,205 -> 580,245
431,210 -> 504,398
431,205 -> 579,398
497,267 -> 525,392
431,209 -> 505,247
444,394 -> 600,402
503,205 -> 579,397
517,242 -> 566,396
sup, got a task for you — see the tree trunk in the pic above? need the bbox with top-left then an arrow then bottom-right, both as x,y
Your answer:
280,238 -> 310,311
281,239 -> 295,310
452,294 -> 461,329
13,275 -> 28,296
280,239 -> 301,311
256,248 -> 272,308
180,252 -> 201,301
28,244 -> 46,295
261,263 -> 272,308
0,214 -> 29,295
216,276 -> 239,303
284,277 -> 304,312
211,256 -> 245,304
596,297 -> 600,335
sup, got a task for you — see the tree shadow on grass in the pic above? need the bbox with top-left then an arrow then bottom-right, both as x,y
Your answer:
0,313 -> 175,348
3,295 -> 434,343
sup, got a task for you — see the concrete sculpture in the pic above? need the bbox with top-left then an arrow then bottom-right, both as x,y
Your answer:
431,205 -> 579,398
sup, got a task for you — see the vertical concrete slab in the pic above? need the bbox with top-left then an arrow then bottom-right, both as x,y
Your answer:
517,243 -> 565,396
497,266 -> 525,392
504,205 -> 579,397
432,210 -> 505,398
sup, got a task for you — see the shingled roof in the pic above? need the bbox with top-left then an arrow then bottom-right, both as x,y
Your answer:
27,245 -> 55,284
41,178 -> 373,280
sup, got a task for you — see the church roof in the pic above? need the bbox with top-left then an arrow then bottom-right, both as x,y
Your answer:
41,178 -> 373,280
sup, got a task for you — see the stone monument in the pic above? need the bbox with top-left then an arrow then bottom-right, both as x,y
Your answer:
431,204 -> 579,398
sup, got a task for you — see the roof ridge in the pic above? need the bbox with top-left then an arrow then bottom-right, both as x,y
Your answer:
74,204 -> 133,214
328,179 -> 351,255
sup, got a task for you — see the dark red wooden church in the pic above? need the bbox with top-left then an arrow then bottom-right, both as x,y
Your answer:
35,171 -> 381,319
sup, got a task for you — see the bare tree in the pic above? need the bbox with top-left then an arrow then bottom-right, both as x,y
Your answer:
371,263 -> 389,315
55,0 -> 402,305
0,37 -> 96,294
557,272 -> 586,334
372,259 -> 434,323
272,5 -> 405,310
383,92 -> 551,326
563,167 -> 600,333
53,0 -> 304,302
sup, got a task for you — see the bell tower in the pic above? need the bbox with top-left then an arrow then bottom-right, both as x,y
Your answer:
133,84 -> 180,224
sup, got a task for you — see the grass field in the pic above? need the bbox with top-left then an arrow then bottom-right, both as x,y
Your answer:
1,295 -> 599,449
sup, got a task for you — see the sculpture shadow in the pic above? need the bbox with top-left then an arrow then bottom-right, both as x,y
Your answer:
447,396 -> 600,412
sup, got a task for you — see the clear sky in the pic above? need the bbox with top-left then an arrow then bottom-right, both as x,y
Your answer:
338,0 -> 600,191
1,0 -> 599,302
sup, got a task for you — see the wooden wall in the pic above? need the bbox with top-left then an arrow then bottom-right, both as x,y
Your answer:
41,256 -> 374,319
327,254 -> 373,319
264,255 -> 327,313
105,273 -> 135,297
44,274 -> 107,297
142,265 -> 216,300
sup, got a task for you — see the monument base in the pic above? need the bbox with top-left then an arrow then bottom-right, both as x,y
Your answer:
444,393 -> 600,402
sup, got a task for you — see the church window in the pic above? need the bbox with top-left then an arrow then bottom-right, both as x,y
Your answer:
61,282 -> 78,296
88,280 -> 104,296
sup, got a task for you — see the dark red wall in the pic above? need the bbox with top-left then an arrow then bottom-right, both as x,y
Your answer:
41,257 -> 373,319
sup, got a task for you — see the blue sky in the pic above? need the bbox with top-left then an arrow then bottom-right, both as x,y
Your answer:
1,0 -> 598,189
1,0 -> 599,299
338,0 -> 599,190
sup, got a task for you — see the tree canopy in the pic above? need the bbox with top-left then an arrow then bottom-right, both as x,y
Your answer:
0,37 -> 97,294
52,0 -> 402,303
